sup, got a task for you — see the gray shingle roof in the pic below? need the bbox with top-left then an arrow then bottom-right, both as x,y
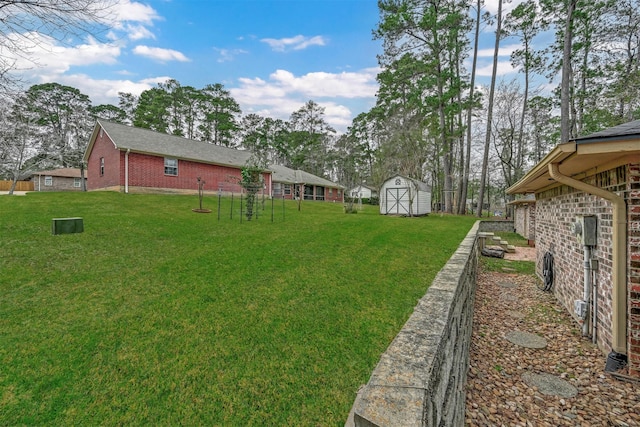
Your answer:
33,168 -> 83,178
269,164 -> 343,188
574,119 -> 640,143
88,120 -> 343,189
97,120 -> 253,168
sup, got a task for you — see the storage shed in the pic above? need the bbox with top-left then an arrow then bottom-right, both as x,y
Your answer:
379,175 -> 431,216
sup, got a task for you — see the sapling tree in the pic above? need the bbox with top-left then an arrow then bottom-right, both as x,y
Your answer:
239,150 -> 268,220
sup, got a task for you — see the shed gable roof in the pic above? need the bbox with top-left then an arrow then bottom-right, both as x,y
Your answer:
383,174 -> 431,192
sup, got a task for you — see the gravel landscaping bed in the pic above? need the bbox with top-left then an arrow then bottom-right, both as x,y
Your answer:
466,268 -> 640,426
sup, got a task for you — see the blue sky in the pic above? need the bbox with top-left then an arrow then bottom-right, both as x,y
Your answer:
9,0 -> 529,132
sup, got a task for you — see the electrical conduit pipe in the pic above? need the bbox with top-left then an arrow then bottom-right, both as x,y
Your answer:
548,163 -> 627,357
583,245 -> 592,337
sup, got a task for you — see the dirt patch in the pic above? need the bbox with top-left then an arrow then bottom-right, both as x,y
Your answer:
504,246 -> 536,262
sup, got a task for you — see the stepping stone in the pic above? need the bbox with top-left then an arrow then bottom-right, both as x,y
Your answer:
502,294 -> 518,302
507,310 -> 526,319
522,372 -> 578,398
506,245 -> 516,253
492,236 -> 502,242
505,330 -> 547,349
499,281 -> 518,288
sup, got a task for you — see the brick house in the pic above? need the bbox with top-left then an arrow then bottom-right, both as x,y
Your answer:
270,164 -> 343,202
509,196 -> 536,246
507,119 -> 640,377
30,168 -> 86,192
83,120 -> 342,201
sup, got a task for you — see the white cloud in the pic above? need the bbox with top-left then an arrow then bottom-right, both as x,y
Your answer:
475,59 -> 517,77
261,35 -> 327,52
4,32 -> 121,77
242,68 -> 380,99
107,0 -> 161,41
54,74 -> 173,105
215,48 -> 248,63
230,68 -> 379,132
483,0 -> 525,18
477,43 -> 521,58
111,0 -> 161,25
125,24 -> 156,41
133,45 -> 190,62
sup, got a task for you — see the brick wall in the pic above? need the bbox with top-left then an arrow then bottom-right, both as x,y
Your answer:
126,152 -> 249,194
535,164 -> 639,377
35,176 -> 85,192
478,220 -> 514,233
87,129 -> 121,190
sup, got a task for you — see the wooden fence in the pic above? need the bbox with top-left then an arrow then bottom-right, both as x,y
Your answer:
0,180 -> 34,191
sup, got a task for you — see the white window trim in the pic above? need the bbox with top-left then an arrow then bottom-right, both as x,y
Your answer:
164,157 -> 178,176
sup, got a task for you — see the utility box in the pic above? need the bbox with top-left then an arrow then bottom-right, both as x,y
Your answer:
575,215 -> 597,246
52,217 -> 84,235
574,299 -> 588,319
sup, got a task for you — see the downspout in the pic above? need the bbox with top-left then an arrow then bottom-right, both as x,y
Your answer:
125,149 -> 130,194
549,163 -> 627,357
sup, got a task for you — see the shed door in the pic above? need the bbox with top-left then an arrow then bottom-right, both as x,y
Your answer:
385,187 -> 409,214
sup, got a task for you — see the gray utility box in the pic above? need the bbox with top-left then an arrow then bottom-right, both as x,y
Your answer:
576,215 -> 597,246
52,217 -> 84,235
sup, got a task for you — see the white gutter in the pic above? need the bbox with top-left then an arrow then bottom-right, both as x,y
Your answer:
125,149 -> 130,194
549,163 -> 627,355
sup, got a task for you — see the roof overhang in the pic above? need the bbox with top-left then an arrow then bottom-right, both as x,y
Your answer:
507,138 -> 640,195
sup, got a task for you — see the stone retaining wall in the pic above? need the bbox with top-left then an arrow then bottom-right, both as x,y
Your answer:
478,219 -> 514,234
347,221 -> 480,426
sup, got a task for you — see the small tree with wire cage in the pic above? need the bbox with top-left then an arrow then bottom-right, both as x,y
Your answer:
239,154 -> 267,221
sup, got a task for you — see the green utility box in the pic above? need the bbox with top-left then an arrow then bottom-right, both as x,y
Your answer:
52,217 -> 84,235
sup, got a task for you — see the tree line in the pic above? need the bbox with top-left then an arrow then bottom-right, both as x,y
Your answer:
360,0 -> 639,215
0,80 -> 339,187
2,0 -> 639,215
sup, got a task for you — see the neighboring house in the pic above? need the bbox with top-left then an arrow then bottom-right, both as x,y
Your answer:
348,184 -> 378,200
379,175 -> 431,216
269,164 -> 343,202
84,120 -> 264,195
509,196 -> 536,245
507,119 -> 640,378
83,120 -> 342,201
30,168 -> 86,192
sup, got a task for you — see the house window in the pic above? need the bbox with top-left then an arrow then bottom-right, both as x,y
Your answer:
74,178 -> 81,188
44,176 -> 52,186
100,157 -> 104,176
329,188 -> 333,196
164,158 -> 178,176
284,184 -> 291,195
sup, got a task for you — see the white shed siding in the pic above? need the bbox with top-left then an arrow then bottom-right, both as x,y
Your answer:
380,175 -> 431,216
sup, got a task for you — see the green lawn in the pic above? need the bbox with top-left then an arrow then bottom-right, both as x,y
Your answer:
0,192 -> 476,425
